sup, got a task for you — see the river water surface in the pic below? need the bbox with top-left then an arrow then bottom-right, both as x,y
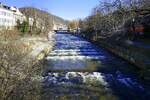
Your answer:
42,32 -> 150,100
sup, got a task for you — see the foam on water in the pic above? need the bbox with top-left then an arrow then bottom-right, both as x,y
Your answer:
43,33 -> 150,99
46,33 -> 103,71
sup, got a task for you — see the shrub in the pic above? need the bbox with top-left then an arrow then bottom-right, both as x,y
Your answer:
0,30 -> 43,100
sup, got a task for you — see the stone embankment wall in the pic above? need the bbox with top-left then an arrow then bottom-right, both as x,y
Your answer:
94,40 -> 150,80
21,31 -> 55,63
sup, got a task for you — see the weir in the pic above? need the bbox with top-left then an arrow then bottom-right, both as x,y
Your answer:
42,32 -> 150,99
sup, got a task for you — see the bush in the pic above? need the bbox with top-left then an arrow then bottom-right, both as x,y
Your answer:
0,31 -> 43,100
21,21 -> 29,33
16,20 -> 29,34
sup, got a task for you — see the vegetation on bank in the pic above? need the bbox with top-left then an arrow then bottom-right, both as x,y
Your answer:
0,30 -> 46,100
0,6 -> 68,100
76,0 -> 150,80
16,19 -> 43,36
78,0 -> 149,39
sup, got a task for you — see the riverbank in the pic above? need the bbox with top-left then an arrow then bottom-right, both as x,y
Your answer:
75,31 -> 150,82
91,35 -> 150,82
0,30 -> 54,100
21,35 -> 54,61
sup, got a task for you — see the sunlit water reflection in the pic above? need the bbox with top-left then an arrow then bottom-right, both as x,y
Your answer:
42,32 -> 150,100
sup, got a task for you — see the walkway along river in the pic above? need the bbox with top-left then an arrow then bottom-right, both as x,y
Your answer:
42,32 -> 150,100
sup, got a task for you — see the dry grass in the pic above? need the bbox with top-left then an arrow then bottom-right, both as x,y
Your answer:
0,30 -> 43,100
0,29 -> 21,41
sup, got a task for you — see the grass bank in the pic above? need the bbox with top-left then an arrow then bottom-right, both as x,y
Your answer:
0,30 -> 54,100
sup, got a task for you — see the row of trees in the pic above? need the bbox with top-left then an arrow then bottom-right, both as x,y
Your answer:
79,0 -> 150,40
16,18 -> 41,36
68,20 -> 79,30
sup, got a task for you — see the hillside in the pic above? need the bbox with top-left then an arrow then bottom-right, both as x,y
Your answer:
19,7 -> 68,32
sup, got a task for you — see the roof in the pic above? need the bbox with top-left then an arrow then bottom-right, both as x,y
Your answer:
0,2 -> 23,16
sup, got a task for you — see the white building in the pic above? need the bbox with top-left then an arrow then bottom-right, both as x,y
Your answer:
0,2 -> 26,29
53,23 -> 68,30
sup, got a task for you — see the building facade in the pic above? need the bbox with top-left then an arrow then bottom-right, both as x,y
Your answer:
53,23 -> 68,30
0,2 -> 26,30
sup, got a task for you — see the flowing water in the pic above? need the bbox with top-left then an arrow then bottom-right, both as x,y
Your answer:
42,32 -> 150,100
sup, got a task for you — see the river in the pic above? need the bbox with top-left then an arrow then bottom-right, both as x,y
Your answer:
42,32 -> 150,100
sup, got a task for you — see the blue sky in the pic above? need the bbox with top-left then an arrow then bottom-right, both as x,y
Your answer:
0,0 -> 100,20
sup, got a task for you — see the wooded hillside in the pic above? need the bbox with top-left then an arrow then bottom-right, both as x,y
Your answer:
19,7 -> 68,34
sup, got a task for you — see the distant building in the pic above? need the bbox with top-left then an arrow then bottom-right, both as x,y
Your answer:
53,22 -> 68,30
0,2 -> 26,30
